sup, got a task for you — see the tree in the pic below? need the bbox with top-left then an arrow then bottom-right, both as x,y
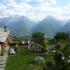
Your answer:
44,49 -> 68,70
54,32 -> 69,41
32,32 -> 46,48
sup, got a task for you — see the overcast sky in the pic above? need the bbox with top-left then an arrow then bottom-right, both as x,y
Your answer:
0,0 -> 70,22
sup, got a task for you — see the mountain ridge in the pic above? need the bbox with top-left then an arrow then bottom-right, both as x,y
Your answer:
0,15 -> 69,38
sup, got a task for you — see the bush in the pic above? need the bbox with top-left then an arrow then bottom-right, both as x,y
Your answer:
34,56 -> 45,64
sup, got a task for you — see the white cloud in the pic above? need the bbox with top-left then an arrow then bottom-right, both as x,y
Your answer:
47,0 -> 56,5
0,0 -> 70,22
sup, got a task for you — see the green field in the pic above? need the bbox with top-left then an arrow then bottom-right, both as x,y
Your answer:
5,46 -> 36,70
5,54 -> 36,70
5,45 -> 53,70
5,41 -> 70,70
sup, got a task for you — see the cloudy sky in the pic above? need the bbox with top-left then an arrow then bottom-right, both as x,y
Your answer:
0,0 -> 70,22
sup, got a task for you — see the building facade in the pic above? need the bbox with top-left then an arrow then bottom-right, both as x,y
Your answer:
0,28 -> 12,56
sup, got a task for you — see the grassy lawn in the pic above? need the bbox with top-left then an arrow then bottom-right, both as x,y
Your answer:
5,45 -> 54,70
5,46 -> 36,70
5,54 -> 36,70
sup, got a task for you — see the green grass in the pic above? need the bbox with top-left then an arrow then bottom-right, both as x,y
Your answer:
5,45 -> 55,70
5,53 -> 36,70
5,46 -> 36,70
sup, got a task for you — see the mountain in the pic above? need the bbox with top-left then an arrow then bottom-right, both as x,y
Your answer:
58,21 -> 70,33
0,16 -> 19,27
6,16 -> 35,37
0,15 -> 65,38
32,16 -> 63,38
0,17 -> 11,27
0,15 -> 34,37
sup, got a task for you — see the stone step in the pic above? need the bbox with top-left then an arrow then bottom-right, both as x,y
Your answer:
0,68 -> 4,70
4,53 -> 8,57
0,58 -> 7,62
0,61 -> 6,65
0,54 -> 8,58
0,47 -> 9,70
0,58 -> 7,61
0,57 -> 7,60
5,52 -> 8,54
0,56 -> 4,58
0,58 -> 6,62
0,64 -> 5,68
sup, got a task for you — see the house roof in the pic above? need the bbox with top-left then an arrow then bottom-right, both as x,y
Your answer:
0,28 -> 10,42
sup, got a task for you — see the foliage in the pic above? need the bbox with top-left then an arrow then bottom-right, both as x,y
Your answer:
54,32 -> 70,41
13,37 -> 28,43
34,56 -> 45,64
61,44 -> 70,58
32,32 -> 46,48
48,39 -> 56,44
6,37 -> 70,70
44,47 -> 70,70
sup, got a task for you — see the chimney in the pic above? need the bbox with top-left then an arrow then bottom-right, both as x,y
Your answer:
4,26 -> 7,32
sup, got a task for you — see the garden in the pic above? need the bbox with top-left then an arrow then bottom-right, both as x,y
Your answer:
5,32 -> 70,70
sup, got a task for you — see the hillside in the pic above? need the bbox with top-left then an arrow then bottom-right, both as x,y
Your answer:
58,20 -> 70,33
32,16 -> 63,38
0,15 -> 66,38
0,16 -> 34,37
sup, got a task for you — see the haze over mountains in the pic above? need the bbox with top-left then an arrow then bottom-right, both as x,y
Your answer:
0,15 -> 70,38
58,20 -> 70,33
0,16 -> 34,37
32,16 -> 64,38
